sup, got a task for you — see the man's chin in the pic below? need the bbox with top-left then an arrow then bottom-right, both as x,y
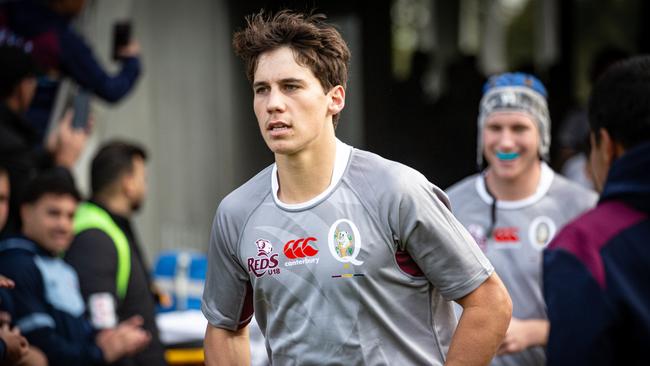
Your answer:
131,202 -> 143,213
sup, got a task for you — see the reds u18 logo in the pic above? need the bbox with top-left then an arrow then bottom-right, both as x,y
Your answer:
247,239 -> 280,278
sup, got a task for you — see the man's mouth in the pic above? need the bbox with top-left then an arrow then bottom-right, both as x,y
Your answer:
268,121 -> 290,132
496,151 -> 520,161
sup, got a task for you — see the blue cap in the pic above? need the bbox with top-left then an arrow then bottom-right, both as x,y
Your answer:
477,72 -> 551,167
483,72 -> 547,98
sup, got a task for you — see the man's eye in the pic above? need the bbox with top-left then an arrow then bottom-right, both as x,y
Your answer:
254,86 -> 268,94
284,84 -> 299,91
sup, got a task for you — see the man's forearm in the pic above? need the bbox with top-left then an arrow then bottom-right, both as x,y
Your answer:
204,324 -> 250,366
447,274 -> 512,366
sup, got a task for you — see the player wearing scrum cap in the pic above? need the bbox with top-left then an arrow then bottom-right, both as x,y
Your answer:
447,72 -> 598,366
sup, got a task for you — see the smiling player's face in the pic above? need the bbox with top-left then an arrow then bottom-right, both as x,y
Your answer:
483,111 -> 540,182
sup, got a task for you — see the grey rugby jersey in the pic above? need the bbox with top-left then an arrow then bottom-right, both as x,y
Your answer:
447,163 -> 597,366
202,140 -> 494,365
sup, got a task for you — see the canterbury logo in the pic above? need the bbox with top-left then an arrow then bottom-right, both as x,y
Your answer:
493,227 -> 519,243
283,237 -> 319,258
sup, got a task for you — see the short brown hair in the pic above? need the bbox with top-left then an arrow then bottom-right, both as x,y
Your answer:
232,10 -> 351,127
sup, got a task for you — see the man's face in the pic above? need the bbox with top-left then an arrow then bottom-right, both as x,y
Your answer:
589,131 -> 609,193
17,77 -> 37,114
50,0 -> 86,16
124,156 -> 147,213
21,194 -> 77,254
0,174 -> 9,230
252,46 -> 343,157
483,111 -> 540,181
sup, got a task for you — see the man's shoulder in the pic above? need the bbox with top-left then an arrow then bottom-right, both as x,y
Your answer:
446,174 -> 480,199
0,238 -> 41,285
67,228 -> 116,260
546,200 -> 648,288
0,237 -> 38,261
347,148 -> 432,192
217,165 -> 273,219
549,200 -> 646,255
550,173 -> 598,206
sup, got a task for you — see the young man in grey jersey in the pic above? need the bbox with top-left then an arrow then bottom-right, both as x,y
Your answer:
202,10 -> 511,365
447,73 -> 597,366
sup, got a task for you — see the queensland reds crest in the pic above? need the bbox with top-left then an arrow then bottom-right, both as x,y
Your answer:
247,239 -> 280,278
255,239 -> 273,256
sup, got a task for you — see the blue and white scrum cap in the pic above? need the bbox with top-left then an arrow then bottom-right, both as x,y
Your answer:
476,72 -> 551,167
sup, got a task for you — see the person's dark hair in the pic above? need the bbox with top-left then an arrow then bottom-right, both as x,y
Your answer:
0,45 -> 38,100
91,140 -> 147,195
588,56 -> 650,149
589,46 -> 629,84
20,167 -> 81,206
232,9 -> 351,127
0,165 -> 7,179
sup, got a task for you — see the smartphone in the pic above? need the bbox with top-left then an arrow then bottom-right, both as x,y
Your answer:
71,90 -> 90,129
112,20 -> 132,60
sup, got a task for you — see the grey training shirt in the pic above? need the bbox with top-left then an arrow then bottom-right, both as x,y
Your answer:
202,140 -> 494,365
447,163 -> 597,366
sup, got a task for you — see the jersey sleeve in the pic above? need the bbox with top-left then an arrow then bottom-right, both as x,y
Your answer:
392,171 -> 494,301
65,230 -> 119,299
201,203 -> 253,331
65,229 -> 119,327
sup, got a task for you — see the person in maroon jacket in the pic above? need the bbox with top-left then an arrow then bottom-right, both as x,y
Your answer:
544,56 -> 650,366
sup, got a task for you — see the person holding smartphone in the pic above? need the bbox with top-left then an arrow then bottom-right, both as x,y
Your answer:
0,43 -> 88,238
0,0 -> 141,143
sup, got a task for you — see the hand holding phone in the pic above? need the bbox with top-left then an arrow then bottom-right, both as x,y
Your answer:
48,109 -> 90,168
71,90 -> 90,130
112,21 -> 134,60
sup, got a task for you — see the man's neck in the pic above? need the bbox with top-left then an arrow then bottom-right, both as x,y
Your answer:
486,162 -> 542,201
275,138 -> 337,204
94,194 -> 132,218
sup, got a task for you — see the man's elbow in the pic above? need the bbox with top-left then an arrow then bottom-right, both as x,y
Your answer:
459,273 -> 513,334
486,273 -> 512,336
493,277 -> 513,330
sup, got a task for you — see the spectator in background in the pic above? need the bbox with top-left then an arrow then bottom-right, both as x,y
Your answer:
66,141 -> 167,366
0,168 -> 150,366
447,73 -> 597,366
0,0 -> 141,143
0,272 -> 30,366
0,167 -> 9,232
0,166 -> 29,365
557,46 -> 629,189
0,166 -> 52,366
544,56 -> 650,366
0,43 -> 88,238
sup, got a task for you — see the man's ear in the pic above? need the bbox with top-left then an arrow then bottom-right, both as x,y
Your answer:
120,173 -> 134,196
597,128 -> 617,165
20,204 -> 32,224
327,85 -> 345,116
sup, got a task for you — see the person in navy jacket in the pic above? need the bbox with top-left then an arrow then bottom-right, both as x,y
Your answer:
544,56 -> 650,366
0,168 -> 150,366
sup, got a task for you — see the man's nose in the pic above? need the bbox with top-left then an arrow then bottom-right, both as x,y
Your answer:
497,130 -> 516,150
266,88 -> 286,113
